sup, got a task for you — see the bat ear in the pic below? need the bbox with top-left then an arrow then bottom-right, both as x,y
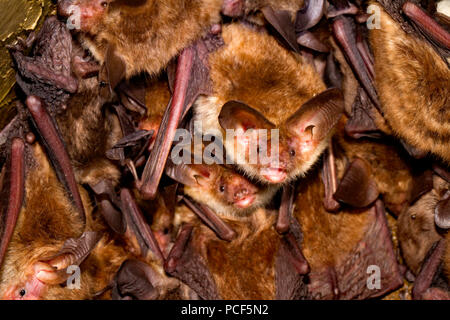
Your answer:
435,192 -> 450,230
333,158 -> 379,208
219,100 -> 275,132
100,45 -> 126,97
284,88 -> 344,145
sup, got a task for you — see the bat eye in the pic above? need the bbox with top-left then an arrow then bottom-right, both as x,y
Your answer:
289,149 -> 296,157
100,1 -> 109,8
411,214 -> 416,220
19,289 -> 26,297
99,81 -> 108,87
219,185 -> 225,192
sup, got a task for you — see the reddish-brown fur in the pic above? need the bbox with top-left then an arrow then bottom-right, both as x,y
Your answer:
64,0 -> 223,79
369,2 -> 450,164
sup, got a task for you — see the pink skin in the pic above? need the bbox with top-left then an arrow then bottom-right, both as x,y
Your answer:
218,170 -> 259,209
2,263 -> 52,300
58,0 -> 111,33
222,0 -> 244,17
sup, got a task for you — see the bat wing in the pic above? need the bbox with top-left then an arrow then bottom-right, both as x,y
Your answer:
336,201 -> 403,299
165,224 -> 221,300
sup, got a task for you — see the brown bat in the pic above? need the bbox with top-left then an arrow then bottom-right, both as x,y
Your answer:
295,165 -> 403,299
368,1 -> 450,163
193,23 -> 344,186
398,174 -> 446,275
165,206 -> 310,299
9,16 -> 101,114
0,142 -> 110,300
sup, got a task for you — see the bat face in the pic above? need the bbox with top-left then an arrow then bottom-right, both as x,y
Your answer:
177,163 -> 273,217
194,23 -> 344,186
58,0 -> 114,34
0,144 -> 87,300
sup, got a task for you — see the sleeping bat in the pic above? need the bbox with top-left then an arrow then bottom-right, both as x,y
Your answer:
368,1 -> 450,163
294,164 -> 403,299
397,174 -> 450,299
165,206 -> 309,299
0,139 -> 178,300
193,22 -> 344,186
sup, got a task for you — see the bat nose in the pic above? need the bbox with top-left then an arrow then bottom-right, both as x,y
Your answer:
234,188 -> 249,201
58,0 -> 74,18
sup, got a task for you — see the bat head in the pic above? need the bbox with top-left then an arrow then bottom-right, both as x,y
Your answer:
166,162 -> 262,216
398,175 -> 448,274
218,88 -> 344,185
58,0 -> 114,33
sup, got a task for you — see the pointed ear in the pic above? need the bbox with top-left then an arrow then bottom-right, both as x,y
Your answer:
284,88 -> 344,143
219,100 -> 275,132
99,44 -> 126,97
165,162 -> 212,187
435,192 -> 450,230
36,232 -> 102,284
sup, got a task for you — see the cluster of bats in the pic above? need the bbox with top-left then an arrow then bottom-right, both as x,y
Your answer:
0,0 -> 448,300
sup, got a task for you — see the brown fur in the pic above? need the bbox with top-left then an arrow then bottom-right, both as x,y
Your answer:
295,169 -> 368,273
0,143 -> 129,299
369,3 -> 450,163
56,77 -> 122,186
194,23 -> 329,184
180,208 -> 280,299
398,175 -> 448,275
79,0 -> 223,78
142,77 -> 278,217
335,119 -> 414,216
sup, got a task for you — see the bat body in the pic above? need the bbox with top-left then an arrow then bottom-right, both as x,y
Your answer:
193,23 -> 344,185
142,77 -> 277,217
58,0 -> 223,80
0,143 -> 115,299
295,164 -> 403,299
166,206 -> 309,299
333,119 -> 415,216
369,2 -> 450,163
397,174 -> 446,275
55,76 -> 122,188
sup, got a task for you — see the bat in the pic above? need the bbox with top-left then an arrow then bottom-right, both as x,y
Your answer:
397,174 -> 446,275
165,207 -> 309,299
295,166 -> 403,299
0,142 -> 106,299
369,1 -> 450,164
9,16 -> 101,114
397,170 -> 450,299
222,0 -> 328,53
193,23 -> 344,186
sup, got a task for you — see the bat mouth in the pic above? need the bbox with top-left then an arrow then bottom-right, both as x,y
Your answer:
261,168 -> 287,184
234,195 -> 256,208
